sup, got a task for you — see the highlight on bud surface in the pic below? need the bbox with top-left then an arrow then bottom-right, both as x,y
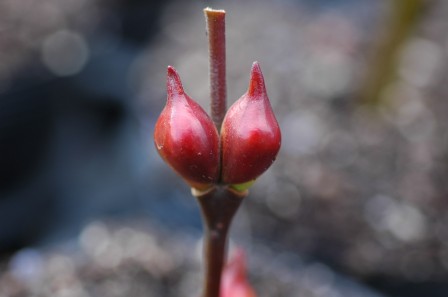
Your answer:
154,66 -> 220,190
220,249 -> 257,297
221,62 -> 281,185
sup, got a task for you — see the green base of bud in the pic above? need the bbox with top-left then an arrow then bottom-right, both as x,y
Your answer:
230,180 -> 255,192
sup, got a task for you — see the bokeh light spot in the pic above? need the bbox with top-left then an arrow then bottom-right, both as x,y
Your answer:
41,30 -> 89,76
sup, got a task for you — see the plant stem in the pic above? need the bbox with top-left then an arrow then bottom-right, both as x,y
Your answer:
193,187 -> 247,297
358,0 -> 425,106
204,7 -> 227,131
198,8 -> 241,297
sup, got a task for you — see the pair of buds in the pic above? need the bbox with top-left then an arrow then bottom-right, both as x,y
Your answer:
154,62 -> 281,192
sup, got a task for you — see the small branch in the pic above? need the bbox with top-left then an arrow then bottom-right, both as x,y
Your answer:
204,7 -> 227,131
193,187 -> 247,297
358,0 -> 425,106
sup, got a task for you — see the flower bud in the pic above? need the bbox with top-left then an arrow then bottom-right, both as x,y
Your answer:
221,62 -> 281,187
220,249 -> 257,297
154,66 -> 220,190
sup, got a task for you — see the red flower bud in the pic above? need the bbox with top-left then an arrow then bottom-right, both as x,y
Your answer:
154,66 -> 220,190
220,249 -> 257,297
221,62 -> 281,186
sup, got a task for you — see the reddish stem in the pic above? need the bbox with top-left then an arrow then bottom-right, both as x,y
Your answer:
197,8 -> 241,297
204,7 -> 227,131
193,187 -> 246,297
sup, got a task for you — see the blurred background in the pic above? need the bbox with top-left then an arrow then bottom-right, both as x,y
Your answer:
1,0 -> 448,296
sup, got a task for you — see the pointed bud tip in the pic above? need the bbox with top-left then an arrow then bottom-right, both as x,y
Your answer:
221,248 -> 257,297
225,248 -> 248,280
167,65 -> 184,96
233,249 -> 247,271
248,61 -> 266,97
251,61 -> 261,72
167,65 -> 179,79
